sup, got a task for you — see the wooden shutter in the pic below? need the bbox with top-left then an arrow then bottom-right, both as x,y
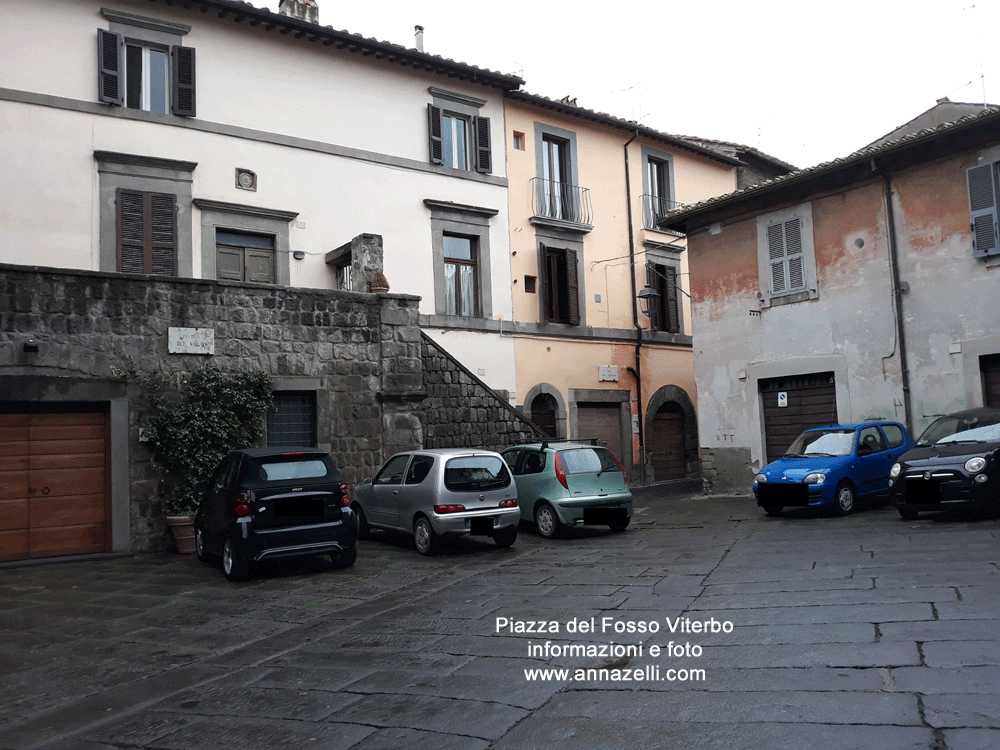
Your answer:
767,218 -> 804,294
646,264 -> 662,330
116,189 -> 176,275
566,249 -> 580,326
473,116 -> 492,173
97,29 -> 124,105
665,265 -> 680,333
767,222 -> 786,294
428,104 -> 444,165
171,46 -> 196,117
968,164 -> 999,257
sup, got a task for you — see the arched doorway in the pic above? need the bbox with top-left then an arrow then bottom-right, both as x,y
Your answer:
530,393 -> 558,438
649,402 -> 686,481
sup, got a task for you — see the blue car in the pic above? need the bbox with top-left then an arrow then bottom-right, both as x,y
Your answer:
753,421 -> 914,516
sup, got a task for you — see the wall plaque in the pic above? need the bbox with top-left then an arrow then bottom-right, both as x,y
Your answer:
168,327 -> 215,354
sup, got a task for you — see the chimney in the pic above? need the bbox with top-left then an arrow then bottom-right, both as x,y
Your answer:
414,25 -> 424,52
279,0 -> 319,25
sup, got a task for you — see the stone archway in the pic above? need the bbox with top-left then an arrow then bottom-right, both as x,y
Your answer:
522,383 -> 567,439
644,385 -> 698,481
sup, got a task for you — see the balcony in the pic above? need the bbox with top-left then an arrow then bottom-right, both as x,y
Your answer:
530,177 -> 593,232
642,194 -> 684,231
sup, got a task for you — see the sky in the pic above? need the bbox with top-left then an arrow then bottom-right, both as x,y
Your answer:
292,0 -> 999,170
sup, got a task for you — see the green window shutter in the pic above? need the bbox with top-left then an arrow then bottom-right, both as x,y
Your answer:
473,115 -> 492,173
170,46 -> 196,117
566,249 -> 580,326
98,29 -> 124,105
967,164 -> 999,257
428,104 -> 444,164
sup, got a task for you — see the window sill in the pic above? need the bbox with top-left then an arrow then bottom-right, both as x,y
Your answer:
761,289 -> 818,308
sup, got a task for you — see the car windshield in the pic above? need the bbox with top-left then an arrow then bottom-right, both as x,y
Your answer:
559,448 -> 621,475
245,456 -> 332,482
917,414 -> 1000,447
784,429 -> 854,457
444,456 -> 510,491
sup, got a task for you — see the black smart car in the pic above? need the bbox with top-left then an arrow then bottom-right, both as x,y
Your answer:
194,447 -> 358,580
890,407 -> 1000,519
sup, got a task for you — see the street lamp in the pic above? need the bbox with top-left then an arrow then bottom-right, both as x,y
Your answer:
637,284 -> 659,318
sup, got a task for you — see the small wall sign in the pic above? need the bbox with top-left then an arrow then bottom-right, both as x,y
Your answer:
777,392 -> 788,408
168,327 -> 215,355
598,366 -> 619,382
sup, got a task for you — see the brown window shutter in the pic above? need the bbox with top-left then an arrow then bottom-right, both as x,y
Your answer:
117,189 -> 146,273
428,104 -> 443,164
98,29 -> 124,105
473,115 -> 492,173
170,46 -> 196,117
566,249 -> 580,326
149,193 -> 177,275
665,266 -> 680,333
646,264 -> 662,331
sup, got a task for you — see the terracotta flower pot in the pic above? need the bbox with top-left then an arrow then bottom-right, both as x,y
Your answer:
165,515 -> 197,554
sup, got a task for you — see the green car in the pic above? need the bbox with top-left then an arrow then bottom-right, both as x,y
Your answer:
500,441 -> 633,538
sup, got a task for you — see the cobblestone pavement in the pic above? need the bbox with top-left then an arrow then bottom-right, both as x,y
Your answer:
1,487 -> 998,750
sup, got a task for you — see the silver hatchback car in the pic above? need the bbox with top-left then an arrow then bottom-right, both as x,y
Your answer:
351,448 -> 520,555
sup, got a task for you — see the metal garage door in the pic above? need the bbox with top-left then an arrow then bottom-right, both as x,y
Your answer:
649,409 -> 686,481
577,403 -> 625,462
982,354 -> 1000,407
760,373 -> 838,464
0,410 -> 110,562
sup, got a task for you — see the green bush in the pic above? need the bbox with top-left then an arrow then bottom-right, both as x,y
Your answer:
140,367 -> 274,517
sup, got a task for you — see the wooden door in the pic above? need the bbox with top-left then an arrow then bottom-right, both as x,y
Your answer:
650,410 -> 686,481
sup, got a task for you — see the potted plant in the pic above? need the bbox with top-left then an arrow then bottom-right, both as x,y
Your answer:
161,484 -> 201,554
370,271 -> 390,293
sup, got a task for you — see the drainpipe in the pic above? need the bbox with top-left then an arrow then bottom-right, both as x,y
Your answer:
624,130 -> 645,485
873,159 -> 913,432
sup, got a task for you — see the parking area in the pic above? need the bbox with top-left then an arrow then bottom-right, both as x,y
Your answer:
1,488 -> 998,750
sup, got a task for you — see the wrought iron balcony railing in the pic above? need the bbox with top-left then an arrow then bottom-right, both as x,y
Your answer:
642,194 -> 684,230
530,177 -> 593,226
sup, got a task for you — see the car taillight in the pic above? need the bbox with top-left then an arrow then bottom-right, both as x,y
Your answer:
233,504 -> 250,517
434,504 -> 466,514
228,491 -> 251,518
499,499 -> 517,508
554,452 -> 568,489
340,483 -> 351,507
609,451 -> 628,485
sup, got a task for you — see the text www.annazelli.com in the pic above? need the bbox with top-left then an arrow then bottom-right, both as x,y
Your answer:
524,666 -> 706,682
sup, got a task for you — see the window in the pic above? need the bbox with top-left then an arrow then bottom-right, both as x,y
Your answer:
216,230 -> 275,284
375,454 -> 411,485
967,163 -> 1000,257
97,27 -> 195,116
881,424 -> 905,449
644,155 -> 674,228
267,392 -> 317,447
541,135 -> 571,220
513,131 -> 525,150
755,203 -> 817,308
647,263 -> 680,333
427,95 -> 492,173
443,235 -> 478,316
542,245 -> 580,325
116,189 -> 176,275
524,275 -> 537,293
335,262 -> 353,291
531,124 -> 591,228
405,455 -> 435,485
858,426 -> 887,454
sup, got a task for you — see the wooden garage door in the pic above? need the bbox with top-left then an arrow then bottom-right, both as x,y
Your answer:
577,403 -> 625,461
650,410 -> 686,481
982,354 -> 1000,407
0,411 -> 110,562
760,373 -> 838,464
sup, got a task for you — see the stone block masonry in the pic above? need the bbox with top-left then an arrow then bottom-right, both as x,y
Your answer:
0,264 -> 542,553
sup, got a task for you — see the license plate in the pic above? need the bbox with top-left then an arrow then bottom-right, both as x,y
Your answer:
274,496 -> 324,517
757,484 -> 810,506
467,517 -> 498,534
905,479 -> 941,504
584,507 -> 628,525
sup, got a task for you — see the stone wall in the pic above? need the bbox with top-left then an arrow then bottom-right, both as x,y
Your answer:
699,446 -> 753,495
421,333 -> 544,450
0,263 -> 537,552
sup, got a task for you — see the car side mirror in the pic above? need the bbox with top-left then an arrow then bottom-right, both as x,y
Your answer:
193,480 -> 208,495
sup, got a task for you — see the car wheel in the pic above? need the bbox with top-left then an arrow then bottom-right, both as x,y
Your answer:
222,538 -> 250,581
353,503 -> 370,540
413,516 -> 437,556
898,507 -> 918,520
331,545 -> 357,568
534,503 -> 561,539
834,482 -> 855,516
609,516 -> 631,532
494,525 -> 517,548
763,506 -> 783,517
195,524 -> 211,563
